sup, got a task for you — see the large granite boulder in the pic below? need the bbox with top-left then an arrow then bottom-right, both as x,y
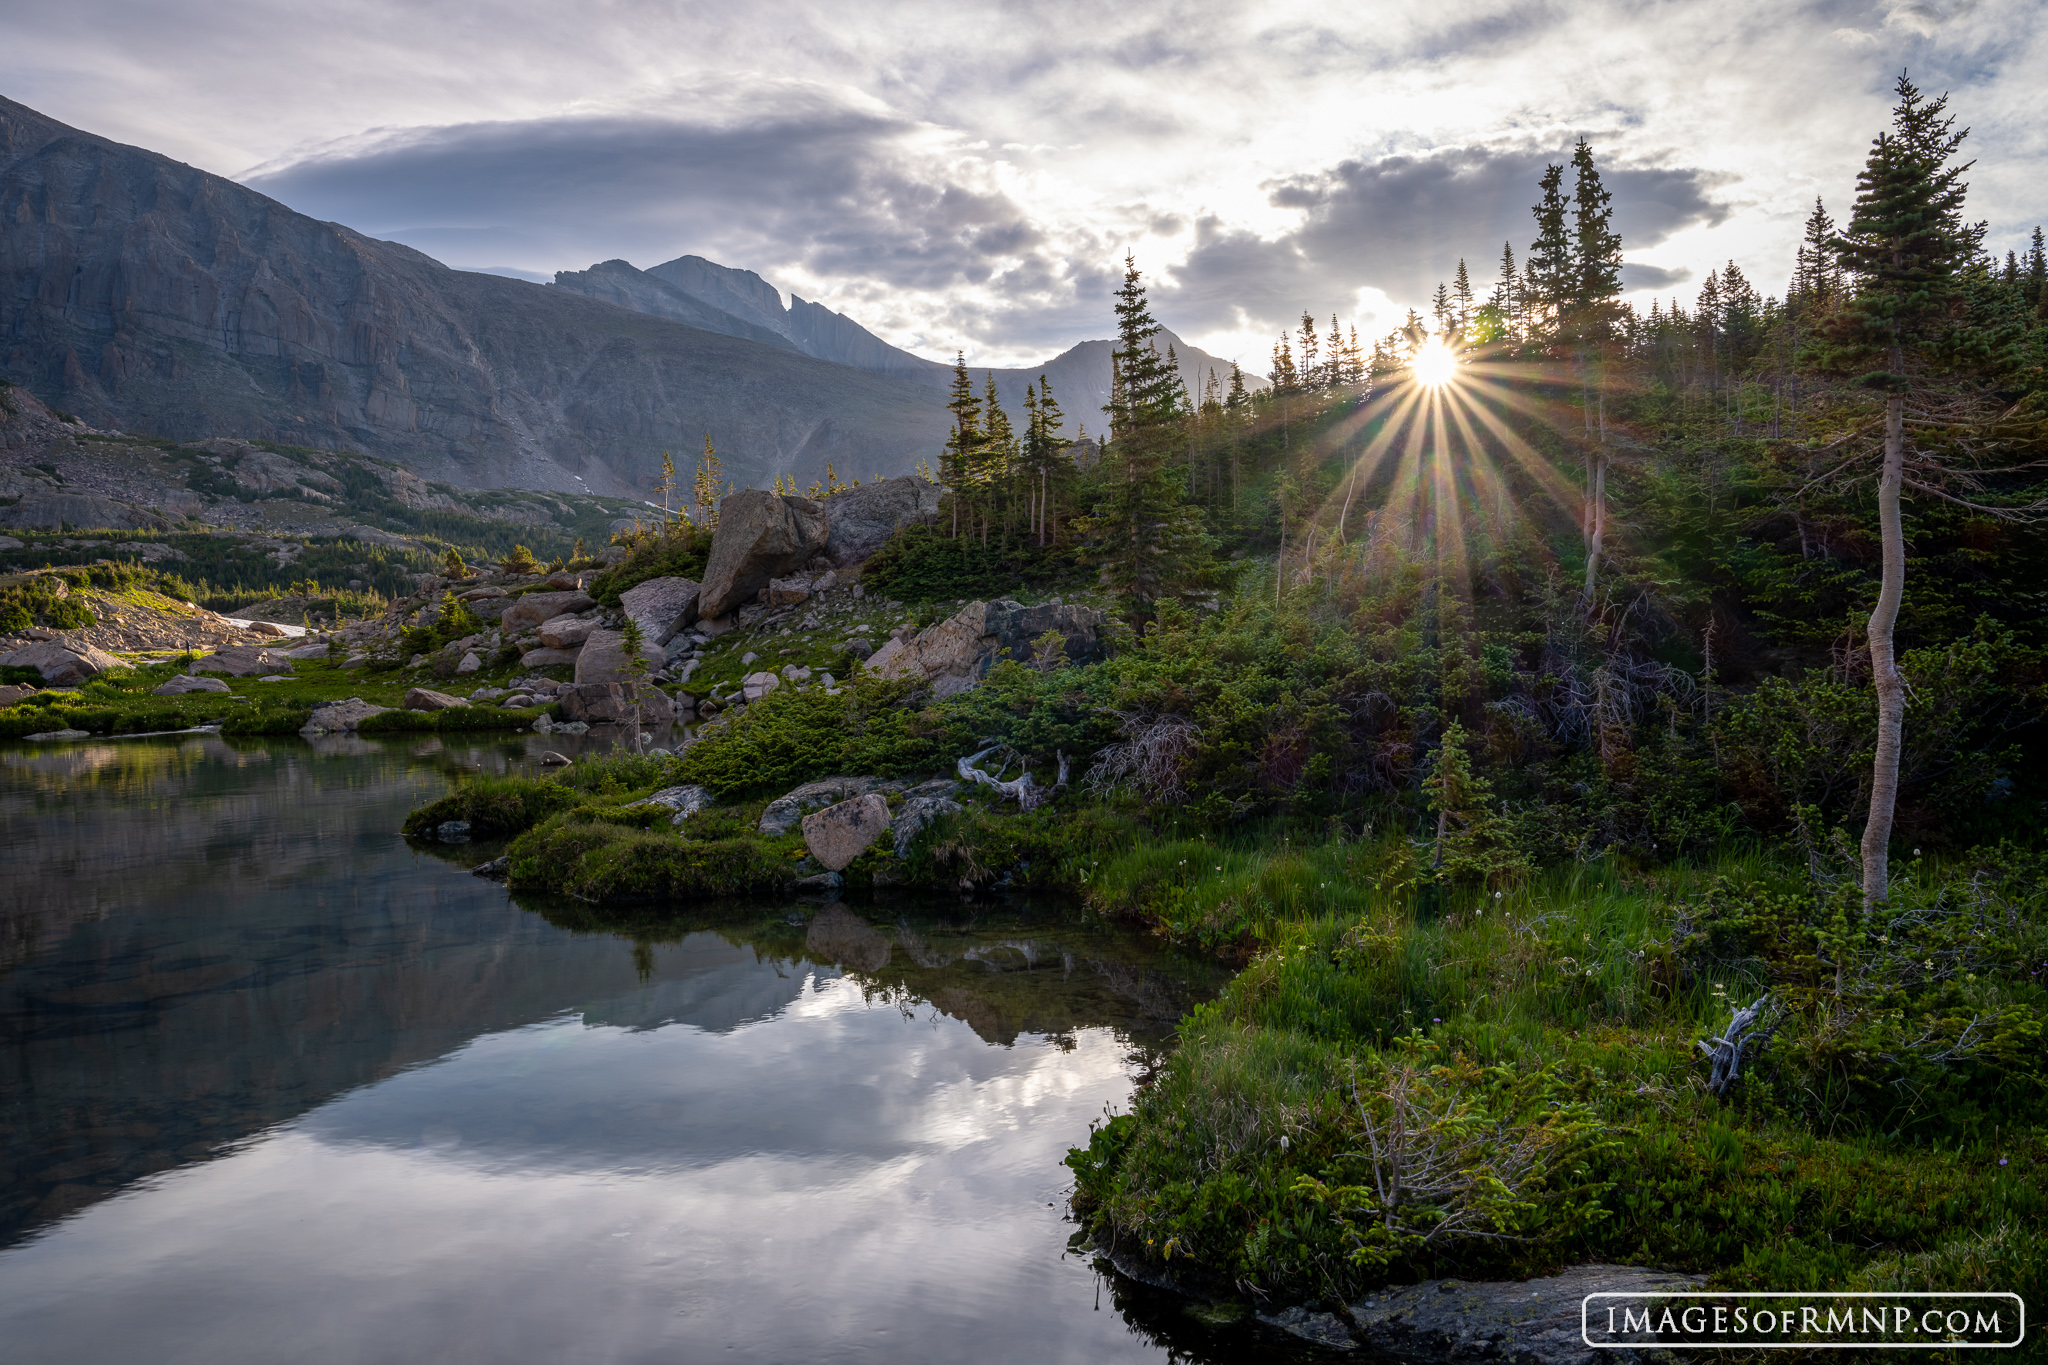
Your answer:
865,598 -> 1105,696
537,615 -> 596,649
501,590 -> 597,632
403,687 -> 467,711
556,680 -> 670,724
819,476 -> 946,568
759,776 -> 887,836
802,794 -> 893,872
187,647 -> 296,677
154,674 -> 230,695
619,576 -> 700,644
698,490 -> 829,618
519,646 -> 582,668
0,639 -> 127,685
0,682 -> 37,705
573,628 -> 665,685
303,697 -> 393,733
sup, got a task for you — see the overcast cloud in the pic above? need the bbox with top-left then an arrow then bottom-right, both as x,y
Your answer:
5,0 -> 2043,368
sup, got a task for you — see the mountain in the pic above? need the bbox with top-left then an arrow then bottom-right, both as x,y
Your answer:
552,255 -> 1261,427
0,96 -> 950,497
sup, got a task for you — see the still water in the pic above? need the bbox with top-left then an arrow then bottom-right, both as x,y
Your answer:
0,731 -> 1285,1363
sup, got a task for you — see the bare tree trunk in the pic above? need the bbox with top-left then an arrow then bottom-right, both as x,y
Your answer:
1861,390 -> 1907,904
1583,378 -> 1608,598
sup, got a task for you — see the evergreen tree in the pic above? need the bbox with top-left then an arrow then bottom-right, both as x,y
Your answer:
1566,138 -> 1625,596
1090,255 -> 1204,619
692,435 -> 725,530
942,352 -> 982,538
979,373 -> 1017,545
2025,225 -> 2046,309
1526,164 -> 1576,339
1817,71 -> 1989,904
1492,240 -> 1520,338
1452,259 -> 1475,331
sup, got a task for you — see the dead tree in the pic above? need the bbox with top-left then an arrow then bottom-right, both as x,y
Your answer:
957,745 -> 1070,812
1697,995 -> 1774,1099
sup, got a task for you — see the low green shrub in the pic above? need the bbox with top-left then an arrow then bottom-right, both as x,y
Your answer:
675,676 -> 948,798
401,777 -> 584,838
504,819 -> 790,901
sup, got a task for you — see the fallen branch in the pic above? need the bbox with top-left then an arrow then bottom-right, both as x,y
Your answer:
1697,994 -> 1774,1100
958,745 -> 1070,812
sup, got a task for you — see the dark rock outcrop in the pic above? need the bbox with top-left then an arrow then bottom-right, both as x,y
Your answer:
819,475 -> 945,568
1346,1265 -> 1704,1364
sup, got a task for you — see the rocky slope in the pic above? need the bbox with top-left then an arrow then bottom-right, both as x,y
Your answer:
0,95 -> 950,497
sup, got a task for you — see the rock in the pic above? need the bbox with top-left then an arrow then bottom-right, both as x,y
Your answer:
539,751 -> 573,765
557,680 -> 668,724
765,575 -> 812,606
303,697 -> 393,733
0,639 -> 129,685
26,728 -> 91,740
697,489 -> 830,618
544,571 -> 589,590
436,820 -> 471,841
573,628 -> 666,685
244,621 -> 289,638
0,490 -> 167,531
696,614 -> 736,637
759,776 -> 886,836
500,590 -> 598,632
791,871 -> 845,892
618,575 -> 701,644
892,795 -> 963,857
153,675 -> 232,695
502,694 -> 534,708
403,687 -> 467,711
637,784 -> 715,824
779,664 -> 812,682
1255,1307 -> 1356,1351
555,720 -> 590,734
844,638 -> 874,661
186,647 -> 295,677
0,535 -> 21,550
537,615 -> 596,649
819,475 -> 946,568
283,643 -> 330,659
864,598 -> 1106,695
672,658 -> 700,685
741,670 -> 780,702
802,794 -> 893,871
1346,1265 -> 1706,1365
519,646 -> 582,668
0,682 -> 37,705
458,586 -> 507,601
454,651 -> 482,675
471,855 -> 510,879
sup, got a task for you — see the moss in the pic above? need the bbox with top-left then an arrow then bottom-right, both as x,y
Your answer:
504,818 -> 792,901
401,777 -> 584,838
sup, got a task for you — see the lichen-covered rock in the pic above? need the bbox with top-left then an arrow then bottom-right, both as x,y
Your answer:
758,776 -> 885,836
618,575 -> 700,644
304,697 -> 394,733
741,669 -> 781,702
154,674 -> 231,695
802,793 -> 893,871
637,784 -> 715,824
891,794 -> 963,857
698,490 -> 830,618
1346,1265 -> 1706,1364
556,680 -> 669,724
865,598 -> 1105,695
403,687 -> 467,711
0,638 -> 128,684
519,646 -> 582,668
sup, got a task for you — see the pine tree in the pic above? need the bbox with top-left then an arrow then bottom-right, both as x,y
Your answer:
1297,314 -> 1321,392
1089,254 -> 1203,619
979,373 -> 1017,546
1526,163 -> 1575,340
2025,226 -> 2046,309
1452,259 -> 1475,332
1566,138 -> 1625,596
942,353 -> 982,538
1817,71 -> 1989,904
1493,240 -> 1520,339
1431,281 -> 1453,334
692,435 -> 725,530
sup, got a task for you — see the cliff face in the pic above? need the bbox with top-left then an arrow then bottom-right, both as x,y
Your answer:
0,97 -> 950,497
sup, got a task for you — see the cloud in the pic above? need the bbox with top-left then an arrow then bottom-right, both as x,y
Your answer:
1155,143 -> 1728,339
1620,262 -> 1695,291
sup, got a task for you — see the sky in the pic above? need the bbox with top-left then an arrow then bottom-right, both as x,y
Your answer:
4,0 -> 2043,370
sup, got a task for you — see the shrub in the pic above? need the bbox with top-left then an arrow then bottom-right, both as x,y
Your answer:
401,777 -> 584,838
504,819 -> 790,901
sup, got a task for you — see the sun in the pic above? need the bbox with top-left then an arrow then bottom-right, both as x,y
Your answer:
1411,334 -> 1457,387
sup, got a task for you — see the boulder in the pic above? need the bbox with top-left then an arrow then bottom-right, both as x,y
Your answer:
0,682 -> 37,706
892,795 -> 964,857
765,575 -> 812,607
544,571 -> 589,590
802,794 -> 893,872
458,586 -> 507,601
0,639 -> 128,685
574,628 -> 665,685
619,576 -> 700,644
637,783 -> 715,824
500,590 -> 597,632
283,643 -> 330,660
403,687 -> 467,711
820,476 -> 946,568
740,670 -> 780,702
244,621 -> 289,638
303,697 -> 394,733
154,674 -> 231,695
557,680 -> 669,724
759,776 -> 887,836
454,652 -> 482,674
864,598 -> 1105,695
698,490 -> 830,618
186,647 -> 295,677
519,646 -> 582,668
26,728 -> 90,740
537,615 -> 596,649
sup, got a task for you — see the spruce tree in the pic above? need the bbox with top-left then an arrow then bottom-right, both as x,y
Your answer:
1566,139 -> 1624,595
1818,71 -> 1987,904
1526,164 -> 1575,340
942,353 -> 982,538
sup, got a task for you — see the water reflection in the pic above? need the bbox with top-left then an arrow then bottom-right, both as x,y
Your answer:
0,734 -> 1270,1364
